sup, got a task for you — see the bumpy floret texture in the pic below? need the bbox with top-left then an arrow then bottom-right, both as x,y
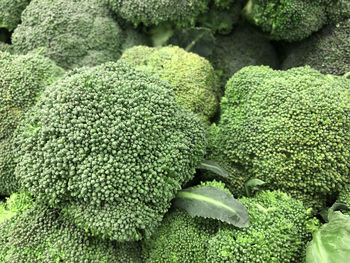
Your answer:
0,51 -> 64,195
337,184 -> 350,215
0,0 -> 29,31
283,18 -> 350,76
0,192 -> 33,223
14,61 -> 206,242
120,45 -> 219,125
207,190 -> 315,263
105,0 -> 209,27
212,66 -> 350,211
12,0 -> 146,70
0,203 -> 141,263
0,42 -> 11,53
243,0 -> 349,42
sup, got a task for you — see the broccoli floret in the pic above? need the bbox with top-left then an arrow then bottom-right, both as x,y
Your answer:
120,45 -> 220,125
14,61 -> 206,242
282,18 -> 350,76
0,0 -> 29,31
337,184 -> 350,215
208,23 -> 279,90
242,0 -> 349,42
105,0 -> 210,27
207,190 -> 316,263
0,51 -> 64,195
12,0 -> 147,70
0,42 -> 12,53
0,192 -> 33,223
0,201 -> 141,263
209,66 -> 350,211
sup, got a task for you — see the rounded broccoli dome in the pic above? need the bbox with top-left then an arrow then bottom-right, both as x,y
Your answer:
207,190 -> 315,263
105,0 -> 209,26
212,66 -> 350,211
243,0 -> 329,42
0,51 -> 64,195
120,45 -> 220,125
282,18 -> 350,76
0,0 -> 29,31
14,61 -> 206,242
12,0 -> 145,70
0,202 -> 141,263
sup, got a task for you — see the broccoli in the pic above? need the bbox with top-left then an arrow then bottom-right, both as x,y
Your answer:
208,66 -> 350,211
14,61 -> 206,242
12,0 -> 148,70
242,0 -> 350,42
337,184 -> 350,215
0,51 -> 64,195
0,0 -> 30,31
0,191 -> 33,223
119,45 -> 220,125
0,194 -> 141,263
104,0 -> 210,27
142,189 -> 315,263
0,42 -> 12,53
282,18 -> 350,76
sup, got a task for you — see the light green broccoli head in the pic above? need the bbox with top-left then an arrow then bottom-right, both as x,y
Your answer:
120,45 -> 220,125
105,0 -> 210,27
0,51 -> 64,195
212,66 -> 350,211
0,201 -> 141,263
14,61 -> 206,242
283,18 -> 350,76
242,0 -> 349,42
12,0 -> 147,70
0,0 -> 30,31
207,190 -> 316,263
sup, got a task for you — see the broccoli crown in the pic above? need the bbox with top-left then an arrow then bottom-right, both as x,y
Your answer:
0,51 -> 64,195
12,0 -> 145,70
208,24 -> 278,90
337,184 -> 350,215
212,66 -> 350,211
0,202 -> 141,263
0,0 -> 29,31
120,45 -> 220,125
242,0 -> 349,42
105,0 -> 210,27
282,18 -> 350,76
207,190 -> 315,263
0,191 -> 33,224
14,61 -> 206,242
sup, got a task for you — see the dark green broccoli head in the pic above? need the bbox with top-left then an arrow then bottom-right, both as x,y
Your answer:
211,66 -> 350,211
105,0 -> 210,27
283,18 -> 350,76
207,190 -> 316,263
0,51 -> 64,195
0,200 -> 141,263
0,0 -> 29,31
208,24 -> 278,90
243,0 -> 349,42
14,61 -> 206,242
337,184 -> 350,215
120,45 -> 220,125
12,0 -> 147,70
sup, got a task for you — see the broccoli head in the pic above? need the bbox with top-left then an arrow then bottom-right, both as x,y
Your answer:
210,66 -> 350,211
0,196 -> 141,263
282,18 -> 350,76
242,0 -> 349,42
0,51 -> 64,195
0,0 -> 29,31
207,190 -> 316,262
12,0 -> 147,70
105,0 -> 210,27
120,45 -> 220,125
14,61 -> 206,242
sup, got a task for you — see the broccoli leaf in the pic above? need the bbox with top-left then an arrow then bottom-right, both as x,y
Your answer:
306,211 -> 350,263
174,185 -> 249,227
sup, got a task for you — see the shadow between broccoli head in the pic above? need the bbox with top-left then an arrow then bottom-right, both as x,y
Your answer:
13,61 -> 207,242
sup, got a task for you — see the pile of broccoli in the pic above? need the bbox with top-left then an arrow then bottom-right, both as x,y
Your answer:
1,0 -> 350,261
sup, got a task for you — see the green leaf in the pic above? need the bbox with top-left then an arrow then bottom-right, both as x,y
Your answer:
245,178 -> 266,197
174,185 -> 249,227
198,160 -> 229,178
306,211 -> 350,263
